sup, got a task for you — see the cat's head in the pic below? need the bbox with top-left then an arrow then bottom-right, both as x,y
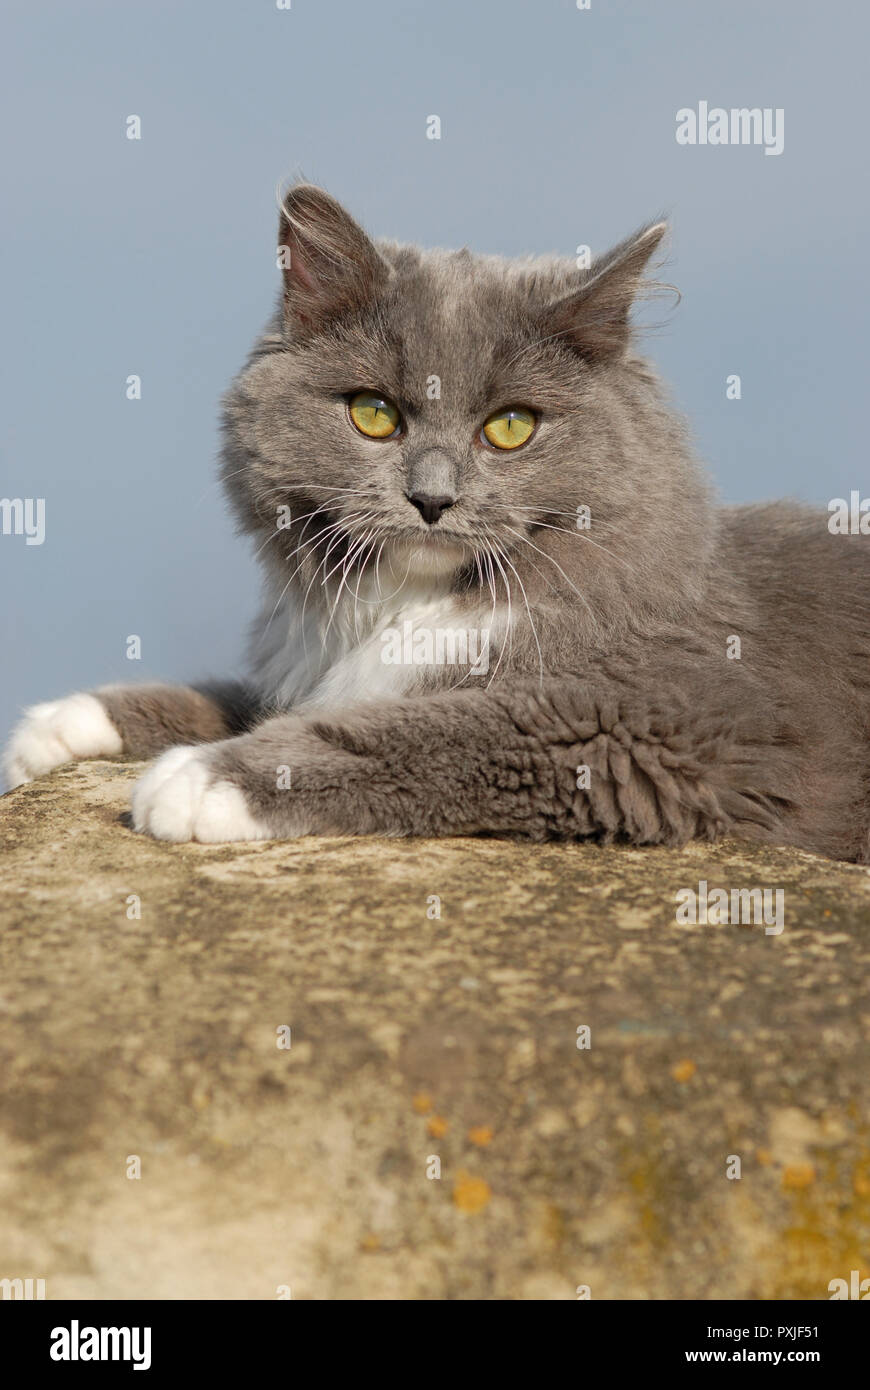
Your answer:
222,185 -> 712,622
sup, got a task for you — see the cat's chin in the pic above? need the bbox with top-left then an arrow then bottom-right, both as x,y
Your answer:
381,535 -> 472,579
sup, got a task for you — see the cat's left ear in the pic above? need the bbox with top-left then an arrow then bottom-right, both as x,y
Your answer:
541,221 -> 668,362
278,184 -> 392,338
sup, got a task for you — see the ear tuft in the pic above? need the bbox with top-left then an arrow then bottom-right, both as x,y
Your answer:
277,184 -> 390,338
543,220 -> 670,362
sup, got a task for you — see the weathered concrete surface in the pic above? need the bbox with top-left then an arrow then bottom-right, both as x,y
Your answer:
1,758 -> 869,1300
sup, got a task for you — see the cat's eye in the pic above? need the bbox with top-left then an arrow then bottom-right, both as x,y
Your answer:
481,406 -> 537,451
348,391 -> 402,439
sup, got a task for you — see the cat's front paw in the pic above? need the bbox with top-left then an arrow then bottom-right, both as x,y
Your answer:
131,745 -> 271,843
4,693 -> 123,789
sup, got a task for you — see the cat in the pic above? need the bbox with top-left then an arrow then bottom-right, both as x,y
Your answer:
5,185 -> 869,860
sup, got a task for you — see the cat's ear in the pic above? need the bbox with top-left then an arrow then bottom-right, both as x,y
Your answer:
277,184 -> 391,337
541,221 -> 668,361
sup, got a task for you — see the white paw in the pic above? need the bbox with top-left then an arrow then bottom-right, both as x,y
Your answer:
131,745 -> 271,843
4,692 -> 124,789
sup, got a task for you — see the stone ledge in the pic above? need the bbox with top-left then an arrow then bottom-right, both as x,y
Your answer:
1,759 -> 868,1299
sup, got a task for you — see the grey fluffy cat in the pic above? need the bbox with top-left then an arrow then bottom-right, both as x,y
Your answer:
6,186 -> 869,861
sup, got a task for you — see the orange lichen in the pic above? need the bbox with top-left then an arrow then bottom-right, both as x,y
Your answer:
671,1059 -> 696,1083
426,1115 -> 449,1138
412,1092 -> 432,1115
468,1125 -> 494,1147
782,1163 -> 816,1190
453,1173 -> 492,1213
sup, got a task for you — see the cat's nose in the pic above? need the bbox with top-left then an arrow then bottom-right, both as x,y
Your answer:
407,492 -> 456,526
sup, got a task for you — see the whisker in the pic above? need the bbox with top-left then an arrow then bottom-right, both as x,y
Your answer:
506,515 -> 637,577
322,526 -> 377,645
262,510 -> 372,644
480,528 -> 514,689
504,526 -> 599,629
491,536 -> 545,688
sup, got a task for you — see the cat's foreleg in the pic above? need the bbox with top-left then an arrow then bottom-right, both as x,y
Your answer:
129,677 -> 771,845
4,680 -> 260,789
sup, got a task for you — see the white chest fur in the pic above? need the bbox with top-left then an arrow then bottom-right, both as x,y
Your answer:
254,563 -> 505,712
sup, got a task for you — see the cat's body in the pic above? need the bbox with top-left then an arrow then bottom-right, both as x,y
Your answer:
5,187 -> 869,860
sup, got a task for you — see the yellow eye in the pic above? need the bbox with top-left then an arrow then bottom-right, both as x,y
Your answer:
348,391 -> 401,439
481,406 -> 536,450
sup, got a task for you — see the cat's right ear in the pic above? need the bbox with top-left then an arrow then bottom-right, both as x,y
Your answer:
277,185 -> 391,338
